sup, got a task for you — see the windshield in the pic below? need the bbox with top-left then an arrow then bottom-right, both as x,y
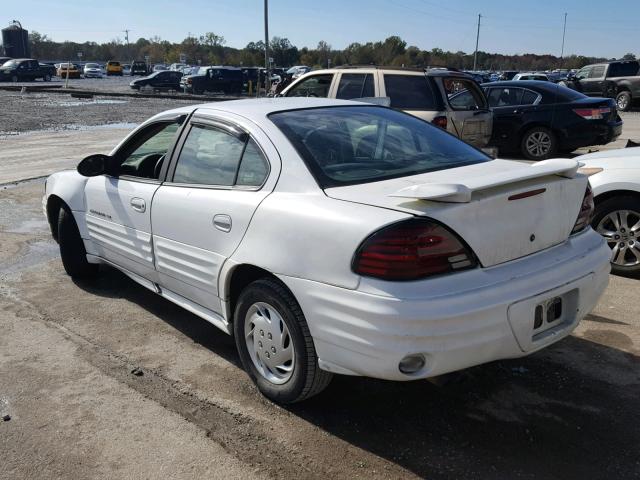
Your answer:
2,60 -> 18,67
270,106 -> 489,188
85,63 -> 99,68
197,67 -> 208,75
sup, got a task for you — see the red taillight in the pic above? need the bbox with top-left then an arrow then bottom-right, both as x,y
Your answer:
571,183 -> 594,234
352,219 -> 476,281
573,107 -> 611,120
432,116 -> 448,129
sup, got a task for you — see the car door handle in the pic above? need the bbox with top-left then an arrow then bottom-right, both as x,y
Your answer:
130,197 -> 146,213
213,214 -> 232,232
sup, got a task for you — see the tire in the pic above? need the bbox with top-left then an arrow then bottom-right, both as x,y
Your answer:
58,207 -> 99,278
234,278 -> 332,404
44,74 -> 51,82
592,195 -> 640,277
11,75 -> 18,83
616,91 -> 632,112
520,126 -> 557,160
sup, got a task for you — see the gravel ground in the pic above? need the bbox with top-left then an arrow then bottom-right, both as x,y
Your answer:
1,87 -> 639,479
0,179 -> 639,480
0,90 -> 201,134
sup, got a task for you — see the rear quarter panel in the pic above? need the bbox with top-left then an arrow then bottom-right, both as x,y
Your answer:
228,192 -> 410,290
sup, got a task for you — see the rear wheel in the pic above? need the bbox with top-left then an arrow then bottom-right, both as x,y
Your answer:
44,74 -> 51,82
616,91 -> 632,112
593,196 -> 640,277
58,207 -> 99,278
521,126 -> 557,160
234,278 -> 332,404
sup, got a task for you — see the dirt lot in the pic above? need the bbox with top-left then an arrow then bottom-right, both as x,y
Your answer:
1,89 -> 639,479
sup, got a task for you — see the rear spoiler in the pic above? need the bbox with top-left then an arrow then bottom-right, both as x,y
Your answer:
388,158 -> 580,203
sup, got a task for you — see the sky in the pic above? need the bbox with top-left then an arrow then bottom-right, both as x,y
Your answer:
2,0 -> 638,58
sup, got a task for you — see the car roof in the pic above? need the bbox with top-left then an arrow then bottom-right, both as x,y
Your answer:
158,98 -> 370,123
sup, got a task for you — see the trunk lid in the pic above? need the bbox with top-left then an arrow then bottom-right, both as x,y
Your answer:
325,159 -> 588,267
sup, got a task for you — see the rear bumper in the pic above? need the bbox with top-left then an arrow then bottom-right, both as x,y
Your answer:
562,119 -> 623,149
278,229 -> 610,381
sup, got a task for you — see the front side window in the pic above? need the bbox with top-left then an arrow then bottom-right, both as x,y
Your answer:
173,124 -> 269,187
285,74 -> 334,97
117,122 -> 181,179
384,74 -> 437,110
270,106 -> 488,188
576,67 -> 591,80
336,74 -> 375,100
589,65 -> 606,79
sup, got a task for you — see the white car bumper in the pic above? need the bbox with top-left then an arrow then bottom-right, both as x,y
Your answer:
278,229 -> 611,381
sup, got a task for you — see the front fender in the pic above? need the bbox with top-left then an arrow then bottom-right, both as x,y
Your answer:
45,170 -> 89,212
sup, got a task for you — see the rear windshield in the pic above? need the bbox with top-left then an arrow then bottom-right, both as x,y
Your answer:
270,106 -> 489,188
383,74 -> 438,110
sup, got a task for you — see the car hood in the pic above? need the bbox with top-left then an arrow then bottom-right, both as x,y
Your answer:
324,158 -> 588,267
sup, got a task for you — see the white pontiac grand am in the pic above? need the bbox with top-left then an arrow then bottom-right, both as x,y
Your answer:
43,98 -> 611,403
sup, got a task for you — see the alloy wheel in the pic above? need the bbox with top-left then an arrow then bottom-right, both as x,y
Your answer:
244,302 -> 294,385
525,131 -> 552,158
596,209 -> 640,266
617,96 -> 629,110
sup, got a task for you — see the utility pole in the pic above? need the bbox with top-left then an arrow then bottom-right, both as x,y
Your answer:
473,14 -> 481,71
123,29 -> 130,62
264,0 -> 270,95
560,13 -> 567,68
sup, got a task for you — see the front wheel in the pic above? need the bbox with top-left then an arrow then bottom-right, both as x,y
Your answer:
521,126 -> 557,160
234,278 -> 332,404
11,75 -> 18,83
616,91 -> 632,112
58,207 -> 99,278
592,196 -> 640,277
44,74 -> 51,82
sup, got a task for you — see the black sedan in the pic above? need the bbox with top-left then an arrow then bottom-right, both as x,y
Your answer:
130,71 -> 183,91
481,81 -> 622,160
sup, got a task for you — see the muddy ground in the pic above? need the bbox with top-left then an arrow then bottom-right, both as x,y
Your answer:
0,89 -> 639,479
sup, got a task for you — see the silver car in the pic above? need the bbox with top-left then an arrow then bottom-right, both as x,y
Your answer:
83,63 -> 103,78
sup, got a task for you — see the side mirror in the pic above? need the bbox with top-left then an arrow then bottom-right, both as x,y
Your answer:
77,154 -> 113,177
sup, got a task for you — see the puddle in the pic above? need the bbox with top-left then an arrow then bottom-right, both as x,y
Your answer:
0,122 -> 138,137
0,239 -> 59,276
6,219 -> 49,234
55,99 -> 128,107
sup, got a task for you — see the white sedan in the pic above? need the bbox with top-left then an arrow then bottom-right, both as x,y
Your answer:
43,98 -> 610,403
578,146 -> 640,276
83,63 -> 103,78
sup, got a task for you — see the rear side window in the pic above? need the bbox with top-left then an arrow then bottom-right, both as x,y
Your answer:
384,75 -> 437,110
173,125 -> 268,187
608,62 -> 639,77
520,90 -> 539,105
286,74 -> 333,97
336,74 -> 375,99
236,139 -> 269,187
487,87 -> 523,107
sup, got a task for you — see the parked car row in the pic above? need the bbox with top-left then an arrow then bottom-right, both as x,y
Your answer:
279,66 -> 623,159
